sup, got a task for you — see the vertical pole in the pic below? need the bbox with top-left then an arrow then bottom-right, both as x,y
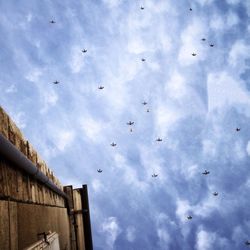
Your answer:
80,185 -> 93,250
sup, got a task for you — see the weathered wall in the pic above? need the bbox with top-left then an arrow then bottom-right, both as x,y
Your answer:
0,106 -> 64,207
0,200 -> 70,249
0,106 -> 71,249
73,189 -> 86,250
0,106 -> 92,250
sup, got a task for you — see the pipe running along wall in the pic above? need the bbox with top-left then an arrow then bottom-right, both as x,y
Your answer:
0,133 -> 68,200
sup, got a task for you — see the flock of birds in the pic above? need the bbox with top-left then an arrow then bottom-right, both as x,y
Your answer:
48,5 -> 249,247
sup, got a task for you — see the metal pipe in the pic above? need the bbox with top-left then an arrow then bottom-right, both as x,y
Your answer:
0,133 -> 68,200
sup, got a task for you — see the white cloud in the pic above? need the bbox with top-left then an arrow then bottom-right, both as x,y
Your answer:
176,196 -> 220,224
5,84 -> 17,93
69,46 -> 86,74
226,0 -> 240,4
210,16 -> 225,30
40,90 -> 58,113
182,164 -> 198,180
176,199 -> 192,223
232,225 -> 248,246
80,116 -> 106,142
154,103 -> 182,137
92,179 -> 104,192
210,11 -> 239,31
127,36 -> 147,54
26,13 -> 33,23
227,11 -> 239,27
102,0 -> 121,8
246,141 -> 250,156
55,130 -> 75,151
202,140 -> 217,158
165,72 -> 187,100
178,19 -> 207,66
244,2 -> 250,17
195,230 -> 216,250
101,217 -> 121,249
234,140 -> 246,160
229,40 -> 250,69
10,111 -> 26,129
195,0 -> 214,5
126,226 -> 136,242
157,228 -> 170,244
207,72 -> 250,111
113,153 -> 127,168
113,152 -> 149,190
25,68 -> 43,82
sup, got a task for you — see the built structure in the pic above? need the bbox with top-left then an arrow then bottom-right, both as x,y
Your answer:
0,106 -> 92,250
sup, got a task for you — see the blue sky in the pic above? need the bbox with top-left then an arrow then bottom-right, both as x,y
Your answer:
1,0 -> 250,249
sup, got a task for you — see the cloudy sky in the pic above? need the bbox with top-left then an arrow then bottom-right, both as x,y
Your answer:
1,0 -> 250,249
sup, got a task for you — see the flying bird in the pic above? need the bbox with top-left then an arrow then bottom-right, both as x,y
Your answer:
146,109 -> 150,112
141,6 -> 144,10
82,49 -> 87,53
202,170 -> 210,175
187,216 -> 192,220
236,128 -> 240,132
209,44 -> 214,47
98,86 -> 104,90
192,53 -> 197,56
142,101 -> 148,105
141,58 -> 146,62
152,173 -> 158,178
53,81 -> 59,84
110,142 -> 117,147
97,169 -> 103,173
50,20 -> 56,24
156,138 -> 163,142
213,192 -> 218,196
245,241 -> 250,246
189,8 -> 192,11
201,38 -> 206,41
127,121 -> 134,125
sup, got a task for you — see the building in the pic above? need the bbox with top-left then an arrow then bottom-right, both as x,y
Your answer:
0,106 -> 93,250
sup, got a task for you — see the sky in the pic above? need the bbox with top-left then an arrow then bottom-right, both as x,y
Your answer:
0,0 -> 250,249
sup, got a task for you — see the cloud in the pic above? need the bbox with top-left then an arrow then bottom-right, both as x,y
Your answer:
195,230 -> 216,250
126,226 -> 136,242
92,179 -> 104,193
210,11 -> 239,31
229,40 -> 250,69
207,71 -> 250,111
157,228 -> 170,245
246,141 -> 250,156
9,111 -> 27,129
226,0 -> 240,4
1,0 -> 250,249
25,68 -> 43,82
40,89 -> 58,113
69,45 -> 86,74
178,18 -> 207,66
102,0 -> 121,8
101,217 -> 121,249
54,130 -> 75,151
5,84 -> 17,93
80,116 -> 107,142
195,0 -> 214,6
